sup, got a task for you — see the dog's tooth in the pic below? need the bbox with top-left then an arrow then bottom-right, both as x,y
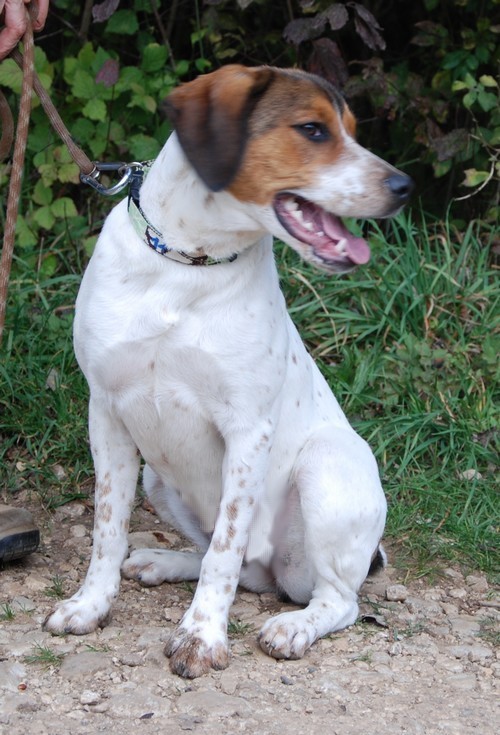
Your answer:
284,198 -> 299,212
291,208 -> 305,224
316,230 -> 325,237
337,238 -> 347,254
304,222 -> 314,231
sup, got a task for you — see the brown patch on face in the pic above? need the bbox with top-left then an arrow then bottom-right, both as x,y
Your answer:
228,76 -> 347,205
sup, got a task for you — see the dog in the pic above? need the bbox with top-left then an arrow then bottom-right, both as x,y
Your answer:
43,65 -> 412,678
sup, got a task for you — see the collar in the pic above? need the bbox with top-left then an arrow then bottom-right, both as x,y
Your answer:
127,162 -> 238,266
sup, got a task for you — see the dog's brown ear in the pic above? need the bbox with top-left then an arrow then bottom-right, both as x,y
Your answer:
164,65 -> 274,192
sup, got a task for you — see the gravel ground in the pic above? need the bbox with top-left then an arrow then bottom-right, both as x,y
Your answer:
0,497 -> 498,735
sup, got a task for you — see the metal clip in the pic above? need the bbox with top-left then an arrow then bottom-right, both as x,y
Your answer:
80,162 -> 143,197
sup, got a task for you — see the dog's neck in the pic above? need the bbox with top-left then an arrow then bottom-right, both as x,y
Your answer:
138,135 -> 267,261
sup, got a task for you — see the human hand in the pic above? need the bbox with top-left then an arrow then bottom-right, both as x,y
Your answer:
0,0 -> 49,59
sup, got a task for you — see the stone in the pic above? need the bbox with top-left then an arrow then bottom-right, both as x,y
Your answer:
386,584 -> 408,602
80,689 -> 101,705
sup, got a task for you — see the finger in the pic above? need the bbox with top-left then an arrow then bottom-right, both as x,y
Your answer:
0,26 -> 23,58
32,0 -> 49,31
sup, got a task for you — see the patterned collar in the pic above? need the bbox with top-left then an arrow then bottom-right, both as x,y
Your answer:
127,162 -> 238,266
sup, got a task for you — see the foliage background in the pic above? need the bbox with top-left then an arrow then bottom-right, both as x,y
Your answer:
0,1 -> 498,576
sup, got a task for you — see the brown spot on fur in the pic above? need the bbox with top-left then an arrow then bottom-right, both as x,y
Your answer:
96,501 -> 112,523
97,472 -> 112,497
213,537 -> 230,553
227,502 -> 239,520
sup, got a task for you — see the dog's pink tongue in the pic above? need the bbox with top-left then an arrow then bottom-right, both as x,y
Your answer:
320,211 -> 371,265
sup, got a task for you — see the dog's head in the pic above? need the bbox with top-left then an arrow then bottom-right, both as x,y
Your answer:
164,65 -> 413,273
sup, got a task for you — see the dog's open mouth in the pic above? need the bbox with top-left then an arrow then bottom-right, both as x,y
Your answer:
273,193 -> 370,267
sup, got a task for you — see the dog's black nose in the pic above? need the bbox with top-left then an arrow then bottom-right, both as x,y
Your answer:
386,174 -> 414,202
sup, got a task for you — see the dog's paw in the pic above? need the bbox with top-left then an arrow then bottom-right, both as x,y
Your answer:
122,549 -> 168,586
258,612 -> 316,660
43,597 -> 111,635
165,628 -> 229,678
122,548 -> 203,586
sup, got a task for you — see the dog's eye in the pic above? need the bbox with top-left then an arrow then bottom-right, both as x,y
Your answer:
294,123 -> 330,142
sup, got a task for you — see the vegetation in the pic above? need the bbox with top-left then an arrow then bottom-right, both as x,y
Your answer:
0,2 -> 498,578
23,643 -> 66,668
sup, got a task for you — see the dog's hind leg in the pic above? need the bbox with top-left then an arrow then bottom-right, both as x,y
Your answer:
259,425 -> 386,660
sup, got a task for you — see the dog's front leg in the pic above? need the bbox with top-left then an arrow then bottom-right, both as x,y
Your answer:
165,425 -> 271,678
43,399 -> 139,635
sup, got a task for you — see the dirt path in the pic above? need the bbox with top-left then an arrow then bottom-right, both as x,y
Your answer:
0,498 -> 498,734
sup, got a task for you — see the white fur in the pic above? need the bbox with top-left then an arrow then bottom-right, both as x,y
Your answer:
43,105 -> 393,678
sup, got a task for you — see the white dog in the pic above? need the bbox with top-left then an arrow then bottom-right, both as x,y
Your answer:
44,65 -> 412,678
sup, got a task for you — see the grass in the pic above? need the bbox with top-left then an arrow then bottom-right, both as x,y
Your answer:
23,643 -> 65,668
0,603 -> 15,621
44,575 -> 67,599
0,210 -> 498,579
227,619 -> 255,637
278,212 -> 498,578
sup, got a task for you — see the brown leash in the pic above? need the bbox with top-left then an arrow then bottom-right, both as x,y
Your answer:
0,3 -> 36,345
0,5 -> 135,345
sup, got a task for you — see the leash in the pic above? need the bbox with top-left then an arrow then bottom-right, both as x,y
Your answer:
0,8 -> 138,345
0,3 -> 36,345
0,6 -> 239,343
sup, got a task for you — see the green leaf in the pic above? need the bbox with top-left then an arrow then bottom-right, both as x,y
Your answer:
432,160 -> 452,178
63,56 -> 78,84
82,98 -> 108,121
39,254 -> 58,278
462,168 -> 489,187
51,198 -> 78,219
141,43 -> 168,73
128,134 -> 161,160
15,215 -> 38,248
33,205 -> 56,230
462,91 -> 476,108
477,90 -> 497,112
106,9 -> 139,35
72,118 -> 95,145
479,74 -> 498,88
83,235 -> 98,257
78,42 -> 95,69
33,180 -> 53,206
452,80 -> 468,92
175,60 -> 190,77
72,69 -> 96,100
115,66 -> 144,94
129,94 -> 157,113
463,72 -> 476,88
37,163 -> 58,187
195,58 -> 212,73
57,162 -> 80,184
0,59 -> 22,92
